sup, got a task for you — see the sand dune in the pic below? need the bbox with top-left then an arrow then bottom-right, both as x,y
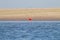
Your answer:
0,8 -> 60,21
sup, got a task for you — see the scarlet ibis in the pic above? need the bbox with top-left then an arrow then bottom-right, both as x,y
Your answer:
28,18 -> 32,21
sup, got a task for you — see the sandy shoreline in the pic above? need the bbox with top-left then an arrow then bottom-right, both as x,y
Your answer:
0,8 -> 60,21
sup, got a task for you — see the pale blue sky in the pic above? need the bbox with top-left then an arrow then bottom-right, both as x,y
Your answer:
0,0 -> 60,8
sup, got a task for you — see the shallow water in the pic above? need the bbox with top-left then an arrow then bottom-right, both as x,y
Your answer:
0,21 -> 60,40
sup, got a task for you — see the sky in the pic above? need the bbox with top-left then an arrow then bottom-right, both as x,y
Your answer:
0,0 -> 60,8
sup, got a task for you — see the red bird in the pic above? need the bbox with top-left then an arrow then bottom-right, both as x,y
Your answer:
28,18 -> 32,21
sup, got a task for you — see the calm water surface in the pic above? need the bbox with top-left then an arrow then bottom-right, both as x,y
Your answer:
0,21 -> 60,40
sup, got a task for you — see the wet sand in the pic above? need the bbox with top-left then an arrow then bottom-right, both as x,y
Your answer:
0,8 -> 60,21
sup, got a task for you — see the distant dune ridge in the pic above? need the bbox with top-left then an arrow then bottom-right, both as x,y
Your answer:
0,8 -> 60,21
